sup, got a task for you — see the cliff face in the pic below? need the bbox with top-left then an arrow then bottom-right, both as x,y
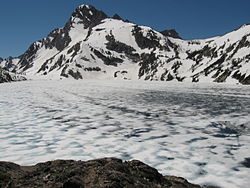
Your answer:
0,158 -> 217,188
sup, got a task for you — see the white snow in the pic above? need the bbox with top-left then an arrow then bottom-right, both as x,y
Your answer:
0,80 -> 250,188
233,47 -> 250,59
24,47 -> 59,75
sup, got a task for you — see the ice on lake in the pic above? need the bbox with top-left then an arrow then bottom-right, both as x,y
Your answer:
0,80 -> 250,188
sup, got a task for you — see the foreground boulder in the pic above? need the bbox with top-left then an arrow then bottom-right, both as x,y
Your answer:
0,158 -> 218,188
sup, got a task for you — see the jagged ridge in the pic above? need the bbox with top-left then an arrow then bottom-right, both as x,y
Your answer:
1,4 -> 250,84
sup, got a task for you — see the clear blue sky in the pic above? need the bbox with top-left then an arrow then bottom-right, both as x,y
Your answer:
0,0 -> 249,58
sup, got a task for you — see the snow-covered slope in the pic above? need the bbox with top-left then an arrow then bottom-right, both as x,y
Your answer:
170,24 -> 250,84
3,5 -> 250,84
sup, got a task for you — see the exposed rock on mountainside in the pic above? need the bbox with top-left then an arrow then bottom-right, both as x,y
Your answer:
160,29 -> 182,39
0,67 -> 26,83
0,158 -> 217,188
0,56 -> 20,72
1,5 -> 250,84
112,13 -> 123,20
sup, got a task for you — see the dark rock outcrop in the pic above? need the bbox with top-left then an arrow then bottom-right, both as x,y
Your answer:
105,32 -> 140,62
2,57 -> 16,70
160,29 -> 182,39
0,56 -> 20,72
93,49 -> 123,66
0,158 -> 217,188
0,67 -> 26,83
241,158 -> 250,168
112,14 -> 122,20
70,5 -> 108,29
0,68 -> 12,83
132,26 -> 161,50
18,42 -> 41,71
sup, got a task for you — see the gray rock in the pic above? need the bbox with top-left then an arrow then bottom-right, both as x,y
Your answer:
0,158 -> 218,188
160,29 -> 182,39
0,67 -> 26,83
112,14 -> 122,20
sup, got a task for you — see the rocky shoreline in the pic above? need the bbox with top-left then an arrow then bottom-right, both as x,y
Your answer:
0,158 -> 218,188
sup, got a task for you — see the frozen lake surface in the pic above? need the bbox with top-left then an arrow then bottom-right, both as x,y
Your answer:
0,80 -> 250,187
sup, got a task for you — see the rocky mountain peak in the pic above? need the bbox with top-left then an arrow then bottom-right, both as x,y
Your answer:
160,29 -> 181,39
70,4 -> 108,29
112,13 -> 122,20
3,4 -> 249,85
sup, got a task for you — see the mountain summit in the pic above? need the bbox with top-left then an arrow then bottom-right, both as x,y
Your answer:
1,5 -> 250,84
160,29 -> 181,39
69,5 -> 108,29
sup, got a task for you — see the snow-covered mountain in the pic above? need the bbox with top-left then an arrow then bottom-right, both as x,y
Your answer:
0,56 -> 20,72
2,5 -> 250,84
